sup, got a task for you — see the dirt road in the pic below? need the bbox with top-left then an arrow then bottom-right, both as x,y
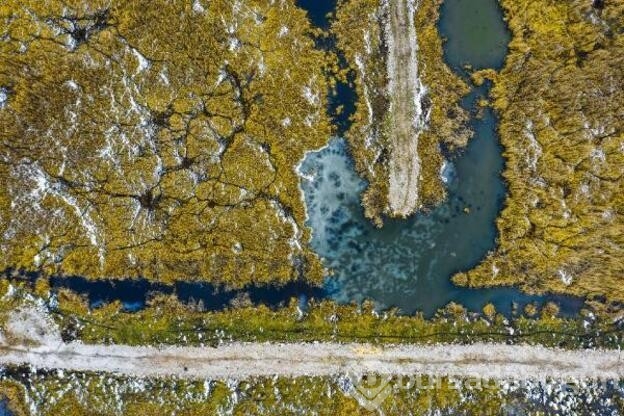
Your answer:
385,0 -> 428,217
0,341 -> 622,380
0,306 -> 621,381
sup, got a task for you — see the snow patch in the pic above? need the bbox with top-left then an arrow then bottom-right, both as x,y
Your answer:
66,35 -> 77,51
215,67 -> 228,87
492,263 -> 500,277
159,68 -> 170,86
278,25 -> 289,38
192,0 -> 205,13
302,84 -> 320,107
524,120 -> 542,172
601,209 -> 614,222
131,47 -> 150,74
4,304 -> 62,346
228,36 -> 242,52
232,242 -> 243,254
363,31 -> 373,55
558,269 -> 573,286
354,55 -> 375,141
590,148 -> 606,163
64,80 -> 79,90
270,199 -> 303,253
0,87 -> 9,108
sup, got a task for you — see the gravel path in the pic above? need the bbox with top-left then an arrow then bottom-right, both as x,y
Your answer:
1,306 -> 621,381
385,0 -> 428,217
1,341 -> 622,380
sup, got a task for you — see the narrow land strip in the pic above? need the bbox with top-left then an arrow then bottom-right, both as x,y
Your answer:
385,0 -> 428,217
0,342 -> 622,380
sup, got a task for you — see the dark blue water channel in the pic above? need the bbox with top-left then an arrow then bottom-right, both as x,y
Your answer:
4,0 -> 582,319
0,401 -> 10,416
297,0 -> 336,28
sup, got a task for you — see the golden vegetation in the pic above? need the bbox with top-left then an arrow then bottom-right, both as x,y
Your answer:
0,381 -> 28,416
0,0 -> 332,286
5,367 -> 623,415
332,0 -> 470,224
0,370 -> 512,416
454,0 -> 624,302
22,281 -> 613,349
414,0 -> 472,203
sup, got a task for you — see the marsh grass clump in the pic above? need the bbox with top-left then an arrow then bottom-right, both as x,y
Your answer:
454,0 -> 624,302
0,0 -> 333,286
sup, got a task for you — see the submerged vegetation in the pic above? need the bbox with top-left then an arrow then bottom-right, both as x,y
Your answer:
0,0 -> 332,286
454,0 -> 624,302
332,0 -> 470,224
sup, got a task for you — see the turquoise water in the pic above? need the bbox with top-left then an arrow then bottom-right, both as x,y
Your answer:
0,401 -> 11,416
298,0 -> 582,316
439,0 -> 511,71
